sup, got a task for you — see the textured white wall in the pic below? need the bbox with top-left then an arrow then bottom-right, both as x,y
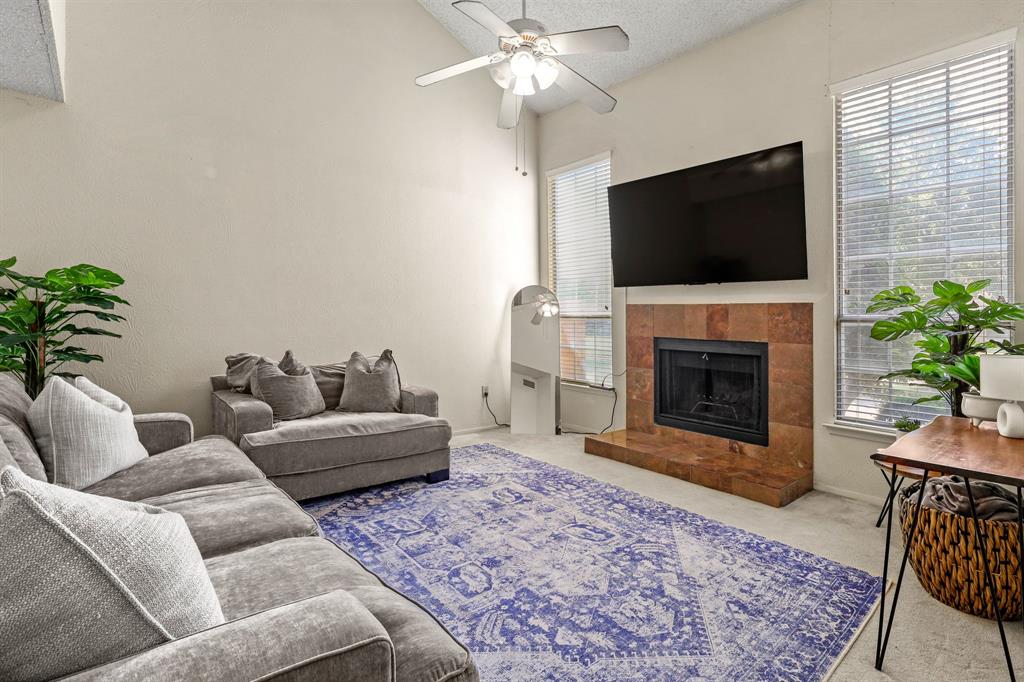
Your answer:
0,0 -> 538,434
539,0 -> 1024,501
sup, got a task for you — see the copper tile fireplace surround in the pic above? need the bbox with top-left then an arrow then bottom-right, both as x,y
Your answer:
585,303 -> 813,507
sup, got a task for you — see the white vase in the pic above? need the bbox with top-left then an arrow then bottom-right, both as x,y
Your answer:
960,391 -> 1003,427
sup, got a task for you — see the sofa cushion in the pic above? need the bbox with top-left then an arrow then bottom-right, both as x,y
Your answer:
0,374 -> 49,481
252,358 -> 325,421
240,411 -> 451,477
205,537 -> 476,682
0,417 -> 47,481
83,436 -> 264,501
28,377 -> 148,489
141,479 -> 321,558
205,537 -> 382,619
0,466 -> 224,681
339,350 -> 401,413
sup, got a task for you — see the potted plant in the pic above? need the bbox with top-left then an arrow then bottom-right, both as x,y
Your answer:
892,416 -> 921,433
0,257 -> 129,398
868,279 -> 1024,418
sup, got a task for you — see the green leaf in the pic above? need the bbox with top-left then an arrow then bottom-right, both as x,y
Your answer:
54,325 -> 121,338
915,334 -> 950,354
0,333 -> 40,346
0,257 -> 16,270
870,310 -> 929,341
866,286 -> 921,313
966,279 -> 992,294
933,280 -> 967,301
912,394 -> 948,405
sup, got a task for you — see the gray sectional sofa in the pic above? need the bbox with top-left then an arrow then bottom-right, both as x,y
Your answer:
211,375 -> 453,500
0,375 -> 478,682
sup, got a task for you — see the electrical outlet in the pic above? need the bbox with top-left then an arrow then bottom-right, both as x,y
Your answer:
481,385 -> 489,398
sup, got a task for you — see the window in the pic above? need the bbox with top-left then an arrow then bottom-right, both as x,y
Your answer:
547,155 -> 613,387
835,40 -> 1014,427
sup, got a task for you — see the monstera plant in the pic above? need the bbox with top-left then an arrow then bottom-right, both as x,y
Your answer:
868,279 -> 1024,418
0,257 -> 129,398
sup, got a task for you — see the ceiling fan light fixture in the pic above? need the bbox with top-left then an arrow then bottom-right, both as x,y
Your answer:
509,49 -> 538,79
535,57 -> 558,90
489,61 -> 513,89
512,75 -> 536,96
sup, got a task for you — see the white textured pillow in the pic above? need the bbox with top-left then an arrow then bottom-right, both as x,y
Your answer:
0,465 -> 225,681
28,377 -> 148,489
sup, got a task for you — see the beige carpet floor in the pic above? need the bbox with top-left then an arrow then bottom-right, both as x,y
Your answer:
451,429 -> 1023,681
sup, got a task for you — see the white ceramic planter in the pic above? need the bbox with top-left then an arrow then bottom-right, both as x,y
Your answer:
961,391 -> 1003,426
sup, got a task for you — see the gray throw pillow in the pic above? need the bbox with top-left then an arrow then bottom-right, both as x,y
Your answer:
311,362 -> 347,410
225,353 -> 264,393
280,350 -> 347,410
0,466 -> 224,681
252,359 -> 326,421
28,377 -> 149,489
338,350 -> 401,413
278,349 -> 308,376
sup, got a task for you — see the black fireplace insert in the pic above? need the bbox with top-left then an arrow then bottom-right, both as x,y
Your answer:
653,337 -> 769,446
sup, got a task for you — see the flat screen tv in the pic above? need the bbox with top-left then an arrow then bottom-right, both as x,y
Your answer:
608,141 -> 808,287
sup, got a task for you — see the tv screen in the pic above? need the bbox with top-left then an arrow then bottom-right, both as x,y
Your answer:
608,142 -> 808,287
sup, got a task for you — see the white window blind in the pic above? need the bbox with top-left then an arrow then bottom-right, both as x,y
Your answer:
835,42 -> 1015,427
547,156 -> 613,387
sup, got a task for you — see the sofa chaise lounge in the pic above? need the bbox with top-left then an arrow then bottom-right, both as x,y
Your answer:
210,375 -> 452,500
0,375 -> 478,682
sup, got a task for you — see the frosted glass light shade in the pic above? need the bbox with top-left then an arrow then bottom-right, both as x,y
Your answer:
513,76 -> 535,96
535,58 -> 558,90
980,354 -> 1024,401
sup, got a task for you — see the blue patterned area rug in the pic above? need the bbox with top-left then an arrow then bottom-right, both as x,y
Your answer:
303,443 -> 882,681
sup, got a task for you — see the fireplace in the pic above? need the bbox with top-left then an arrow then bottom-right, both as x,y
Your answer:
653,337 -> 769,446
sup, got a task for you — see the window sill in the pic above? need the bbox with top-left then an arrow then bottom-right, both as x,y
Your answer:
823,420 -> 900,444
560,381 -> 614,394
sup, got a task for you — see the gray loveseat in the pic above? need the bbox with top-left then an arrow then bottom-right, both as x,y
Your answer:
211,375 -> 452,500
0,375 -> 478,682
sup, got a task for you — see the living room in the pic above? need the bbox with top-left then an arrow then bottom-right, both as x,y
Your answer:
1,0 -> 1022,680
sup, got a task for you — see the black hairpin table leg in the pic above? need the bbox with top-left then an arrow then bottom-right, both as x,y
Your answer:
965,476 -> 1015,680
875,469 -> 905,528
876,467 -> 929,671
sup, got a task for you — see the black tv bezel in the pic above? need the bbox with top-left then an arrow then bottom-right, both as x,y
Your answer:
608,141 -> 808,288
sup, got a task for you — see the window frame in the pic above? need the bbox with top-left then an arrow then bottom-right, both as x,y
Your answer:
545,151 -> 614,390
831,32 -> 1017,430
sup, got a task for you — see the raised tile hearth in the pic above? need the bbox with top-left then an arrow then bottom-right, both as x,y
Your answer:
585,302 -> 814,507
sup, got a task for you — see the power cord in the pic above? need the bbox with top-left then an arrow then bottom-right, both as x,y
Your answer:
483,389 -> 509,428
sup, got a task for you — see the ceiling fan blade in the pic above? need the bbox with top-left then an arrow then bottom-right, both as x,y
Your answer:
552,59 -> 617,114
543,26 -> 629,55
452,1 -> 521,44
497,88 -> 524,129
415,52 -> 505,86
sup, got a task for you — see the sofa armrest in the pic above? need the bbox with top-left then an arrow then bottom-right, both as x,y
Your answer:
400,385 -> 439,418
60,590 -> 396,682
133,413 -> 194,455
212,389 -> 274,444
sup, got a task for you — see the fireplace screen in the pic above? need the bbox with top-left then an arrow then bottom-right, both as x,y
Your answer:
654,337 -> 769,446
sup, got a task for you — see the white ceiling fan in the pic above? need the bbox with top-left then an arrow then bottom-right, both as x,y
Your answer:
415,0 -> 629,129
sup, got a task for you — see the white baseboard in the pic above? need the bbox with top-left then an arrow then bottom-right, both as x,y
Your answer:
813,483 -> 880,505
559,423 -> 599,435
452,424 -> 506,436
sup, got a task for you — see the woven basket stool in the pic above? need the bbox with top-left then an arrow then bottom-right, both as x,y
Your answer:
898,481 -> 1022,620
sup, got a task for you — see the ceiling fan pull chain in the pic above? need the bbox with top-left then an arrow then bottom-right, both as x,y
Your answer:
514,109 -> 519,172
522,108 -> 528,176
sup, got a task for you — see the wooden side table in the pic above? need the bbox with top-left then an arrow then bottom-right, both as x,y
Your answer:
871,416 -> 1024,680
